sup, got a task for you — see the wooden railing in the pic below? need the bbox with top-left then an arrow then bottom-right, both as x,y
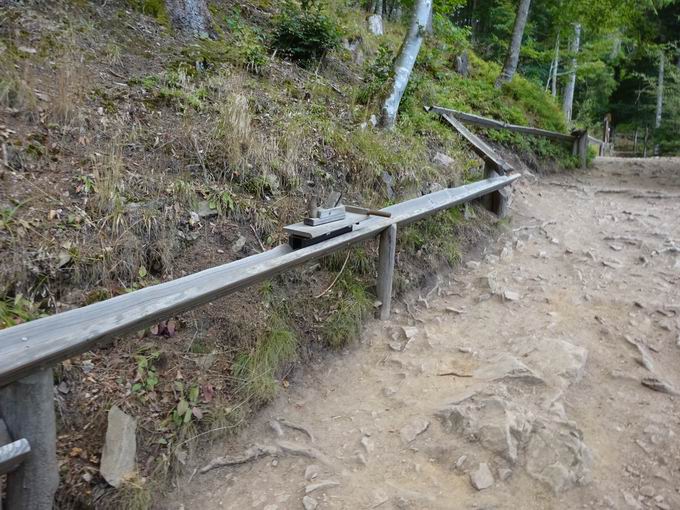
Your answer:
0,169 -> 519,508
427,106 -> 594,168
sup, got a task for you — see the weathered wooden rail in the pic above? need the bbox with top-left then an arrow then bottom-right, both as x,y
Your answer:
427,105 -> 593,169
0,171 -> 519,508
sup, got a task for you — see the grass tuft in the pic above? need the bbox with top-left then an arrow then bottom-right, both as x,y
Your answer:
231,314 -> 297,403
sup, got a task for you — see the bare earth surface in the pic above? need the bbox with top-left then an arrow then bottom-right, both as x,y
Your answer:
174,157 -> 680,510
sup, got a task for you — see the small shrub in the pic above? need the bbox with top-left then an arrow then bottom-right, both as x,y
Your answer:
272,0 -> 341,63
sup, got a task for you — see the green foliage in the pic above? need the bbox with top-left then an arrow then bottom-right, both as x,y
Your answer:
232,315 -> 297,403
272,1 -> 341,62
320,276 -> 371,349
356,44 -> 394,105
127,0 -> 169,26
0,294 -> 43,329
132,350 -> 160,394
399,207 -> 464,265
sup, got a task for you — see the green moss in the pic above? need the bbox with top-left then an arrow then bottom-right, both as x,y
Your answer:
127,0 -> 170,27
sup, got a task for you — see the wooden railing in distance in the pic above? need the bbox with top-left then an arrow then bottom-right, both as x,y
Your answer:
0,173 -> 519,509
427,105 -> 591,169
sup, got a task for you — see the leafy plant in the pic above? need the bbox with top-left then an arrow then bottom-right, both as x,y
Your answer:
132,350 -> 160,393
0,294 -> 43,329
272,0 -> 341,63
171,381 -> 202,427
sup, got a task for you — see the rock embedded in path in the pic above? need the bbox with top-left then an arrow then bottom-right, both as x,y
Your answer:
400,418 -> 430,444
305,480 -> 340,494
437,396 -> 530,463
470,463 -> 494,490
100,406 -> 137,488
502,289 -> 521,302
302,495 -> 318,510
525,419 -> 592,493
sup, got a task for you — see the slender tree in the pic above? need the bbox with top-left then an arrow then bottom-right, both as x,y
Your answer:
654,50 -> 665,154
551,35 -> 560,97
165,0 -> 214,37
562,23 -> 581,123
495,0 -> 532,87
381,0 -> 433,129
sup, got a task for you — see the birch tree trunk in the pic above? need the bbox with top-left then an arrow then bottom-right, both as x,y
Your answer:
495,0 -> 532,87
380,0 -> 433,129
562,23 -> 581,124
551,34 -> 559,97
165,0 -> 214,38
654,51 -> 665,155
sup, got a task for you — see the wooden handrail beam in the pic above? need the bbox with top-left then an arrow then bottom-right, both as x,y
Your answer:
0,174 -> 520,388
429,105 -> 576,143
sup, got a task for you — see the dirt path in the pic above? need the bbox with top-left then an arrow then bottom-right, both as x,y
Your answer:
174,157 -> 680,510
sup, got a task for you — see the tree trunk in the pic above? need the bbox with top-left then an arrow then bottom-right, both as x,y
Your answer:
380,0 -> 433,129
495,0 -> 532,87
470,0 -> 479,44
655,51 -> 665,130
654,51 -> 664,155
376,0 -> 384,15
165,0 -> 214,38
551,34 -> 559,97
562,23 -> 581,124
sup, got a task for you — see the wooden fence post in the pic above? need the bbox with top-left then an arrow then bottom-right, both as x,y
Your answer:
482,163 -> 510,218
377,224 -> 397,320
0,368 -> 58,510
571,129 -> 588,169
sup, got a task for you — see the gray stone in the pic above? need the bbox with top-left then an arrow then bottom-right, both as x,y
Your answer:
100,406 -> 137,488
400,418 -> 430,444
525,419 -> 592,493
303,496 -> 318,510
437,396 -> 531,463
367,14 -> 384,35
195,200 -> 217,218
305,480 -> 339,494
473,353 -> 545,386
231,235 -> 247,253
470,463 -> 494,490
433,152 -> 455,168
502,289 -> 521,301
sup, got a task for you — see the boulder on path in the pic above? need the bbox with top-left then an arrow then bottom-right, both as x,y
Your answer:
470,462 -> 494,490
100,406 -> 137,488
473,353 -> 544,386
437,396 -> 531,463
400,418 -> 430,444
525,419 -> 592,493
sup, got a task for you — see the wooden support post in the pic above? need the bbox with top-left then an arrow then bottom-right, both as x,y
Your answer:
571,129 -> 588,169
0,368 -> 58,510
377,224 -> 397,320
482,163 -> 510,218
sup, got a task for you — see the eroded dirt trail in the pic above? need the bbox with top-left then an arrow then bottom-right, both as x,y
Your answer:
176,158 -> 680,510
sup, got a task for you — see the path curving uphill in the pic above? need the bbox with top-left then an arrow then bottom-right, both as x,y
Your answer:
175,157 -> 680,510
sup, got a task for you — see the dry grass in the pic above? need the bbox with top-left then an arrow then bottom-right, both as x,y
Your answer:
0,65 -> 38,115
